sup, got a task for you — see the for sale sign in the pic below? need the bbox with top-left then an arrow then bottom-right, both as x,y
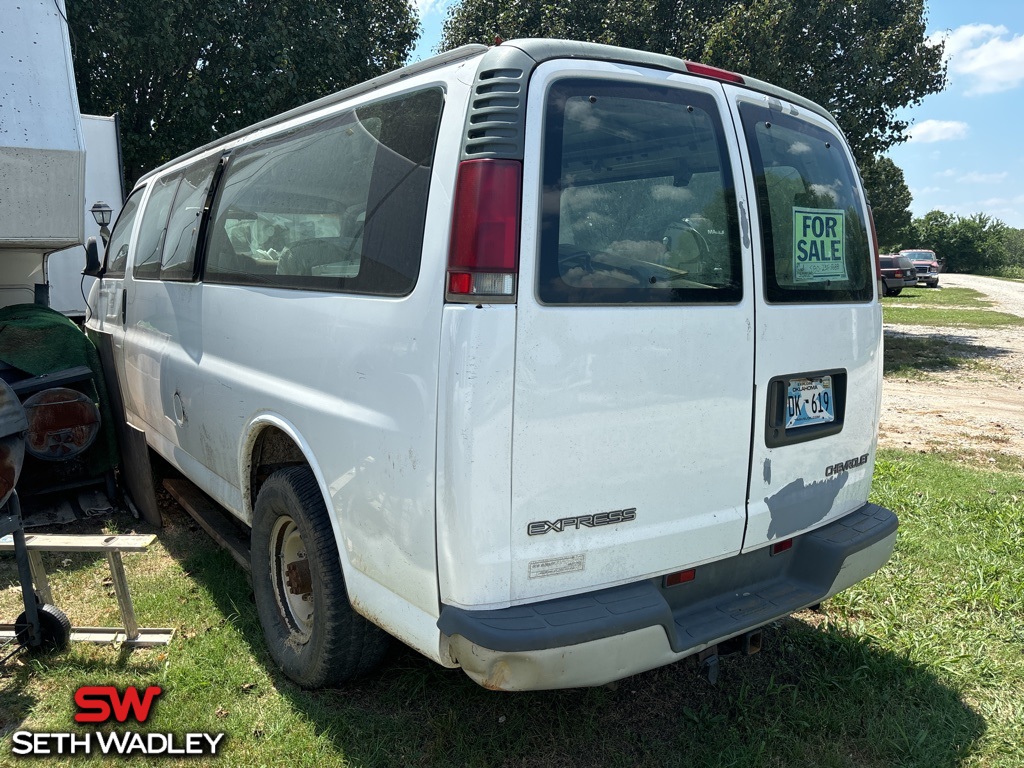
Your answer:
792,207 -> 847,283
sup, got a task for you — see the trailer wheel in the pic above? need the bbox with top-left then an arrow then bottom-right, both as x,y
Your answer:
251,465 -> 391,688
15,603 -> 71,654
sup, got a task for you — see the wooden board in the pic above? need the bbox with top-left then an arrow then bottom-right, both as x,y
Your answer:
0,533 -> 156,552
0,625 -> 174,647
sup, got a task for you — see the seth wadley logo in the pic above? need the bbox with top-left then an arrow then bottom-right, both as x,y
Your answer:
10,686 -> 226,757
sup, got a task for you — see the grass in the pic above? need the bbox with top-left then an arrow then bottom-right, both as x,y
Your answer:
882,333 -> 994,378
985,266 -> 1024,281
882,305 -> 1024,328
883,286 -> 993,308
2,455 -> 1023,766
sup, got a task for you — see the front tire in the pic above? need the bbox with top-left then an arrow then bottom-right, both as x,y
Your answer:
251,466 -> 391,687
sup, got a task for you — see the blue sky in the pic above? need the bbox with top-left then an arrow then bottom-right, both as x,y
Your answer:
411,0 -> 1023,229
888,1 -> 1024,228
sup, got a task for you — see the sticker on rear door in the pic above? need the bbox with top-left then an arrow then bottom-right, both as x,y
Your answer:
792,207 -> 846,283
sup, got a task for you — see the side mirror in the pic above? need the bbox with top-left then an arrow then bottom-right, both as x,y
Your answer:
83,236 -> 103,278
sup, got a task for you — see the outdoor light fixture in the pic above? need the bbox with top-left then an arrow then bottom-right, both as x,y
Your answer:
90,200 -> 112,244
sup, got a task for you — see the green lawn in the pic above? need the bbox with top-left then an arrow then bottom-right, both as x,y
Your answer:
883,286 -> 993,308
2,454 -> 1023,767
883,333 -> 992,378
883,305 -> 1024,328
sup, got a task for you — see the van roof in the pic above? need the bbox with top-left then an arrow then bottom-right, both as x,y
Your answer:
139,39 -> 841,184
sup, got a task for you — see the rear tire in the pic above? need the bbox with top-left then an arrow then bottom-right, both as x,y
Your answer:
886,288 -> 902,297
251,465 -> 391,688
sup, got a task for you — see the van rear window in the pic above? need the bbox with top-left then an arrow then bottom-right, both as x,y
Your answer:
739,103 -> 872,303
538,79 -> 742,305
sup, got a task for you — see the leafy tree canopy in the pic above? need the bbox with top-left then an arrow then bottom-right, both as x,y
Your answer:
70,0 -> 419,184
860,156 -> 913,251
909,211 -> 1010,274
440,0 -> 946,160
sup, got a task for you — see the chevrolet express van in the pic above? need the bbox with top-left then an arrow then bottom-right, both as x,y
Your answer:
87,39 -> 897,691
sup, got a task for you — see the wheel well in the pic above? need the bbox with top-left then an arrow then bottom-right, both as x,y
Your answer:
248,426 -> 308,510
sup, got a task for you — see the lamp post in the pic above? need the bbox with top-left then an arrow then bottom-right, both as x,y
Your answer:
90,201 -> 112,245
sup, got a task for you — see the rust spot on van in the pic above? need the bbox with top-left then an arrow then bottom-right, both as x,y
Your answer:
482,660 -> 512,691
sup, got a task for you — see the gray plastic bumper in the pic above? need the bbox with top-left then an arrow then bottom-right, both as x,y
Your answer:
438,503 -> 897,689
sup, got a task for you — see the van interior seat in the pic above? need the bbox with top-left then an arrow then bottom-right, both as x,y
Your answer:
276,237 -> 357,276
207,221 -> 278,277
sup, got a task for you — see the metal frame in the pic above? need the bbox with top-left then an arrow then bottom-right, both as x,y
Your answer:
0,531 -> 173,647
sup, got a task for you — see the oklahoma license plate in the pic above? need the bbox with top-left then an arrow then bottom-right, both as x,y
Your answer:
786,376 -> 835,429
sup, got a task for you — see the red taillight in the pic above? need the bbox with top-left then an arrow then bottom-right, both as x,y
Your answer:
894,270 -> 903,278
684,61 -> 744,84
664,568 -> 696,587
447,159 -> 521,301
867,205 -> 881,299
771,538 -> 794,556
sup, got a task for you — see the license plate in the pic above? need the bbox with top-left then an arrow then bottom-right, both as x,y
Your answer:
785,376 -> 835,429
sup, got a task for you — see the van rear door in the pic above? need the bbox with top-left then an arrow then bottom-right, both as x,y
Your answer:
509,65 -> 756,603
725,88 -> 882,552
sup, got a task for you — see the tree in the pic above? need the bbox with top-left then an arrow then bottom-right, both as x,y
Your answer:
911,210 -> 1009,273
70,0 -> 418,185
440,0 -> 946,160
1000,228 -> 1024,275
860,156 -> 913,251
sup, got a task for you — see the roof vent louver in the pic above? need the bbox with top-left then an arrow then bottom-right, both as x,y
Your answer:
461,47 -> 535,161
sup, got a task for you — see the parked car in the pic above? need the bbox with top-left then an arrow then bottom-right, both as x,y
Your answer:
899,249 -> 940,288
86,39 -> 897,691
878,255 -> 917,296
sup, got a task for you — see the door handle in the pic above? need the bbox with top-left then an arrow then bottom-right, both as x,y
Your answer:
121,288 -> 127,325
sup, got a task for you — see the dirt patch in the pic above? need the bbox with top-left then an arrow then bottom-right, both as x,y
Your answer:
880,273 -> 1024,467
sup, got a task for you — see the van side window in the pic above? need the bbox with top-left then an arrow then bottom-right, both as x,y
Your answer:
204,87 -> 444,295
538,79 -> 743,305
133,172 -> 181,280
103,187 -> 144,278
160,154 -> 220,281
739,103 -> 872,303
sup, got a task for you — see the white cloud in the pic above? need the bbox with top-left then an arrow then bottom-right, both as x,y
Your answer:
929,24 -> 1024,95
962,171 -> 1009,184
414,0 -> 454,15
934,169 -> 1008,184
907,119 -> 969,143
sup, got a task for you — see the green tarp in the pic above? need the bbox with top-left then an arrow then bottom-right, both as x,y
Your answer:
0,304 -> 118,476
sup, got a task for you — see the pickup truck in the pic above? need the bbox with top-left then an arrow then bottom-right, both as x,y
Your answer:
899,249 -> 940,288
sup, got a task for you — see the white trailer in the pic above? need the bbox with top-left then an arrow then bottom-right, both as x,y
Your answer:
46,115 -> 125,318
0,0 -> 85,308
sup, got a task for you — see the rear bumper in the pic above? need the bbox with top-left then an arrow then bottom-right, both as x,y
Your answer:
438,504 -> 897,690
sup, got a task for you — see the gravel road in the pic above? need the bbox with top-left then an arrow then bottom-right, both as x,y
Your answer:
879,273 -> 1024,466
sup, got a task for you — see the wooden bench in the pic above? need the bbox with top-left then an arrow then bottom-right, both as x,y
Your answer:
0,533 -> 174,647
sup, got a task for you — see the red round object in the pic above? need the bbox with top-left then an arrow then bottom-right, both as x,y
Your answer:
0,378 -> 28,506
23,387 -> 101,461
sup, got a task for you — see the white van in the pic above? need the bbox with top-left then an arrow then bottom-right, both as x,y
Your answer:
87,39 -> 897,691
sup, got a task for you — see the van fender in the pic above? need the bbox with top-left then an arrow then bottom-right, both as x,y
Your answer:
239,413 -> 346,563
